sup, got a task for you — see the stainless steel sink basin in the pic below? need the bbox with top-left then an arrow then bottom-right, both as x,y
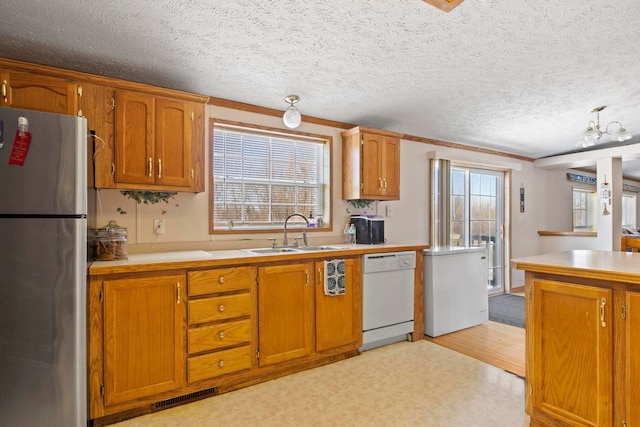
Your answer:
243,245 -> 342,255
244,247 -> 302,254
295,245 -> 342,251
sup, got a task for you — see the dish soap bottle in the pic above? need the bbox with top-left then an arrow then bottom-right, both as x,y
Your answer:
308,211 -> 316,228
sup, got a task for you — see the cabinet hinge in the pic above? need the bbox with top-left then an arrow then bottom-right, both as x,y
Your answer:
528,286 -> 532,298
111,162 -> 115,175
77,85 -> 83,97
100,383 -> 105,397
190,111 -> 194,121
622,420 -> 627,427
256,349 -> 260,359
622,303 -> 627,319
529,384 -> 533,396
110,97 -> 115,110
99,288 -> 104,303
190,168 -> 194,179
360,182 -> 364,191
255,274 -> 259,286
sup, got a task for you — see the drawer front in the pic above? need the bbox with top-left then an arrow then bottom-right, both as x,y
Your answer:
188,267 -> 254,296
188,293 -> 251,325
188,319 -> 251,354
188,345 -> 252,382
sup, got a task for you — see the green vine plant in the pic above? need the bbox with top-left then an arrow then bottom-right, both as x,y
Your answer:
120,191 -> 178,205
345,199 -> 374,214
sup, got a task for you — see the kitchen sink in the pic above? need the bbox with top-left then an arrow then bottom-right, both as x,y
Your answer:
295,245 -> 342,251
243,245 -> 343,255
244,247 -> 302,254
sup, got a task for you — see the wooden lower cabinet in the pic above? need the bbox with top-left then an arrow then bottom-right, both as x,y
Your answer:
624,292 -> 640,426
186,266 -> 256,383
258,262 -> 315,366
315,258 -> 362,352
102,274 -> 185,408
89,257 -> 365,423
530,279 -> 612,426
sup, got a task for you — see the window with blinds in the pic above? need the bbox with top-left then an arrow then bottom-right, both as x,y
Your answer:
210,121 -> 331,232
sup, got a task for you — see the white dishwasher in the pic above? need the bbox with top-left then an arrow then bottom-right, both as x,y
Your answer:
360,251 -> 416,351
423,246 -> 489,337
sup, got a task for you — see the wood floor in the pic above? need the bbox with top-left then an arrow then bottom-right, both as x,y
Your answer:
424,320 -> 526,378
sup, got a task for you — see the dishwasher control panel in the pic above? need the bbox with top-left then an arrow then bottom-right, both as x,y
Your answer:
362,251 -> 416,273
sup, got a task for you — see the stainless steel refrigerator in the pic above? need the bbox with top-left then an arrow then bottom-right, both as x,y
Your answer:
0,107 -> 88,426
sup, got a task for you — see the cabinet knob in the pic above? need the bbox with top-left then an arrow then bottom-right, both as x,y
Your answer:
218,360 -> 225,368
218,331 -> 225,339
218,304 -> 226,312
218,276 -> 225,284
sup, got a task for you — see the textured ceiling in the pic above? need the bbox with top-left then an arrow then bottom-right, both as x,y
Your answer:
1,0 -> 640,165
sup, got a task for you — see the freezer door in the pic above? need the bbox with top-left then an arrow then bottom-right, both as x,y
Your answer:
0,218 -> 87,427
0,107 -> 87,215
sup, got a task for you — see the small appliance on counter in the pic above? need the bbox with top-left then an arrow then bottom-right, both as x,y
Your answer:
350,215 -> 385,244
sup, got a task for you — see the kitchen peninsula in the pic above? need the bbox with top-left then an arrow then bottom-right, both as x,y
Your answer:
511,250 -> 640,427
87,243 -> 427,426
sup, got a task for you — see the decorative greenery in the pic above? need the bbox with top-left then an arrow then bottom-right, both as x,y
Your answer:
346,199 -> 374,209
120,191 -> 177,205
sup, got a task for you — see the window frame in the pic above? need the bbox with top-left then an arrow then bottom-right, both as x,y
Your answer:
209,118 -> 333,234
572,186 -> 597,232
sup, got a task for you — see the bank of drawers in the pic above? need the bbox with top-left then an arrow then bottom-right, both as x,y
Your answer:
186,266 -> 255,383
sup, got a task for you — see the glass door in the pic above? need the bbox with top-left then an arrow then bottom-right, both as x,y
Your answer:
450,167 -> 504,294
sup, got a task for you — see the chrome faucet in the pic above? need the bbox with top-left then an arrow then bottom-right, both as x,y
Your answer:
283,213 -> 309,246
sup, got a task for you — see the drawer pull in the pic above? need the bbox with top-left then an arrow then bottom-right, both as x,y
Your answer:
218,304 -> 226,312
218,331 -> 225,339
218,276 -> 225,284
218,360 -> 225,368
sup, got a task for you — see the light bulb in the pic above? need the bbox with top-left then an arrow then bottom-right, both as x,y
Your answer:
613,127 -> 632,142
582,127 -> 599,143
283,105 -> 301,129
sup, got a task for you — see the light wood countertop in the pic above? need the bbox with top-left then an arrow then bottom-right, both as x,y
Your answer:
88,242 -> 430,276
511,249 -> 640,286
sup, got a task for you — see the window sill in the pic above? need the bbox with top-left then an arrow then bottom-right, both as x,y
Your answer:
537,231 -> 597,237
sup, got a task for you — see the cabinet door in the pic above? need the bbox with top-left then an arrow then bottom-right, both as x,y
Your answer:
103,274 -> 185,407
114,89 -> 155,185
381,137 -> 400,199
1,71 -> 78,115
361,132 -> 384,198
315,258 -> 362,352
81,83 -> 116,189
625,292 -> 640,426
532,279 -> 612,426
155,98 -> 192,187
258,263 -> 314,366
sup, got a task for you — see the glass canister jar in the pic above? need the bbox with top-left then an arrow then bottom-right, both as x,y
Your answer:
93,220 -> 128,260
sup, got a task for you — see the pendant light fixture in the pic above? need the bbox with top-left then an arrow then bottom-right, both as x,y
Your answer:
282,95 -> 301,129
577,105 -> 632,148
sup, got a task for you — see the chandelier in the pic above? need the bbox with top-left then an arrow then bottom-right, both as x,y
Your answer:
577,105 -> 632,148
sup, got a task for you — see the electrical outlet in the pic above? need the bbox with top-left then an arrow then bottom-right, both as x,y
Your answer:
385,205 -> 392,217
154,218 -> 165,235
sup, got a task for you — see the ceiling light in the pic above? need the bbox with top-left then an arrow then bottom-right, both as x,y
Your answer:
283,95 -> 301,129
576,105 -> 632,148
422,0 -> 464,13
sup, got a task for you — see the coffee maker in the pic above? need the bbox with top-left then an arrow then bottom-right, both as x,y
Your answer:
349,215 -> 385,244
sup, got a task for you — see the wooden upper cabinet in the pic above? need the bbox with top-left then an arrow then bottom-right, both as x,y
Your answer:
341,126 -> 401,200
1,71 -> 79,115
531,279 -> 613,426
115,90 -> 155,185
113,89 -> 201,190
155,97 -> 192,187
